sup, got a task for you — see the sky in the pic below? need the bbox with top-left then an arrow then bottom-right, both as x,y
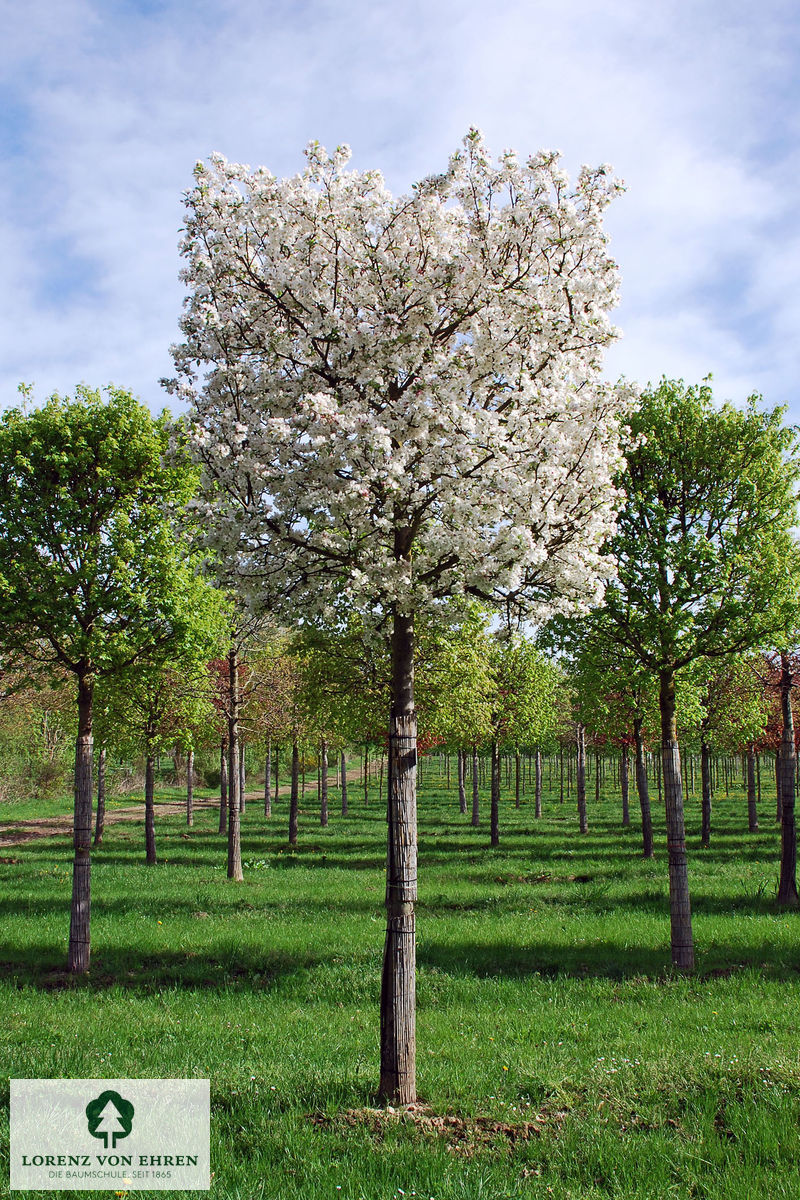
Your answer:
2,0 -> 799,417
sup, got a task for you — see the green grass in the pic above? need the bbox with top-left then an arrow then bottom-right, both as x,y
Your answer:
1,765 -> 799,1199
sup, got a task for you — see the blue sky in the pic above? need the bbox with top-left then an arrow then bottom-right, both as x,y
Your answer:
3,0 -> 799,416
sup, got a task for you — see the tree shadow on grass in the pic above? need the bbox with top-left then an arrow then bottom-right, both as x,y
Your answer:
417,937 -> 800,981
0,941 -> 367,994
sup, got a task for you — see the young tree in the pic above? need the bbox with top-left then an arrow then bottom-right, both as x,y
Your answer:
0,387 -> 200,973
170,132 -> 630,1101
599,380 -> 800,968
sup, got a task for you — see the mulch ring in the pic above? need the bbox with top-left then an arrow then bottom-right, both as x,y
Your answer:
309,1102 -> 567,1157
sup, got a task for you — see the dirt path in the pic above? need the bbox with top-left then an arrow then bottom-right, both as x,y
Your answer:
0,768 -> 370,848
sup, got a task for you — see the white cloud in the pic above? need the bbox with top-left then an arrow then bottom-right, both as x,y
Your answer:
1,0 -> 799,415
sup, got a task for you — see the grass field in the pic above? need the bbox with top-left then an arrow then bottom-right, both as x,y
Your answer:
1,764 -> 799,1199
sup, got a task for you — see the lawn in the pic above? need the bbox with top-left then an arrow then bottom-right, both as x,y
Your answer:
1,764 -> 799,1199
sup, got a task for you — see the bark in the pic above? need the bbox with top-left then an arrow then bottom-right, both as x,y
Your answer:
777,651 -> 798,907
660,668 -> 694,969
471,745 -> 479,826
633,717 -> 654,858
534,749 -> 542,819
93,743 -> 106,847
341,749 -> 348,816
490,739 -> 500,846
364,744 -> 369,806
218,738 -> 228,834
747,743 -> 758,832
145,749 -> 157,865
457,749 -> 467,815
289,738 -> 299,845
274,745 -> 279,811
320,738 -> 329,826
700,737 -> 712,849
68,670 -> 93,974
227,647 -> 243,882
576,725 -> 588,834
379,608 -> 417,1104
186,748 -> 194,828
620,745 -> 630,827
264,738 -> 271,819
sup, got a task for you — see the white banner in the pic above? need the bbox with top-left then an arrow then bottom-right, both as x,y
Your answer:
10,1079 -> 210,1190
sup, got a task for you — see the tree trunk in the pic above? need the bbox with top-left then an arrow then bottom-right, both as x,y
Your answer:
471,746 -> 479,826
264,738 -> 271,819
186,748 -> 194,827
534,748 -> 542,819
145,749 -> 157,865
218,738 -> 228,834
700,737 -> 712,849
274,745 -> 279,810
660,668 -> 694,970
576,724 -> 588,834
289,738 -> 299,845
490,739 -> 500,846
747,743 -> 758,832
364,744 -> 369,806
777,651 -> 798,906
620,745 -> 630,827
93,743 -> 106,847
321,738 -> 329,826
341,749 -> 348,816
633,717 -> 654,858
68,670 -> 94,974
457,749 -> 467,814
379,608 -> 417,1104
227,647 -> 243,882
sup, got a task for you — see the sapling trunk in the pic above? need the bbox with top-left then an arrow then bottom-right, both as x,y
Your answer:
145,750 -> 157,865
379,608 -> 417,1104
218,739 -> 228,834
576,724 -> 588,834
620,745 -> 630,827
458,749 -> 466,815
659,668 -> 694,969
186,748 -> 194,827
777,651 -> 798,907
264,739 -> 271,819
747,743 -> 758,832
320,738 -> 328,826
289,739 -> 299,845
490,739 -> 500,846
633,717 -> 654,858
534,749 -> 542,819
700,737 -> 712,848
471,746 -> 479,826
93,744 -> 106,847
68,670 -> 93,973
227,647 -> 243,882
341,750 -> 348,816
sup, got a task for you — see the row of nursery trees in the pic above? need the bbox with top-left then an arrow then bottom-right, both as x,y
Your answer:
3,133 -> 800,1105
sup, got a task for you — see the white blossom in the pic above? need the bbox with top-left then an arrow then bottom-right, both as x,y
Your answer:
168,130 -> 635,620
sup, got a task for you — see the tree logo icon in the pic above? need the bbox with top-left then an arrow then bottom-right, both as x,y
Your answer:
85,1090 -> 135,1149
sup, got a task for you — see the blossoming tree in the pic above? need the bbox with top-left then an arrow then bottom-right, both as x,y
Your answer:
170,130 -> 631,1102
